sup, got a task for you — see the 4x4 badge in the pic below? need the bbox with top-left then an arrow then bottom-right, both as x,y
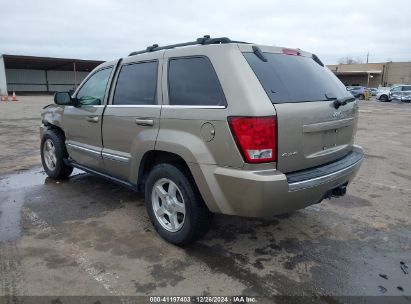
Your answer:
281,151 -> 298,157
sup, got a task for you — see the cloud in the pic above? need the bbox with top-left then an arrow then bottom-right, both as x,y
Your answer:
1,0 -> 410,64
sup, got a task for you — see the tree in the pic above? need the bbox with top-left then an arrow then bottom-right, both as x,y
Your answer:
338,56 -> 363,64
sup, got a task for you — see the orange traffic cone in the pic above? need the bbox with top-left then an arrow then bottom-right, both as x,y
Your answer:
12,92 -> 17,102
1,95 -> 8,102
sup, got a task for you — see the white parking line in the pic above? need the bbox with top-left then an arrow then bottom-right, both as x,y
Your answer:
21,207 -> 125,296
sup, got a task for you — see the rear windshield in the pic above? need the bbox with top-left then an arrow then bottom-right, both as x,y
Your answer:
243,52 -> 352,103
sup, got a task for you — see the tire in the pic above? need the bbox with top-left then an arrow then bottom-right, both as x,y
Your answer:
144,163 -> 212,246
41,128 -> 73,179
358,94 -> 365,100
379,95 -> 388,102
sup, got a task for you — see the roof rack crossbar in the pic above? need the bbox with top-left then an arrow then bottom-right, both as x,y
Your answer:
128,35 -> 246,56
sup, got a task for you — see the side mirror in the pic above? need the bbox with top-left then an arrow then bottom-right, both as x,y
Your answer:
54,91 -> 76,106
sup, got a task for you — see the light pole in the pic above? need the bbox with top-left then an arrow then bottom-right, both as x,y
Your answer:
366,73 -> 374,88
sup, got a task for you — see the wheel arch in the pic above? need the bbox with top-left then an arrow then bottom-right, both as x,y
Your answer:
137,150 -> 194,192
379,94 -> 388,100
42,122 -> 66,140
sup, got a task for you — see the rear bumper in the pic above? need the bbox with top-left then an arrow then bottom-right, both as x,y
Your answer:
192,146 -> 364,217
286,150 -> 363,191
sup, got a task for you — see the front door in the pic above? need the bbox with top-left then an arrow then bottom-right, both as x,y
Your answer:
63,65 -> 115,170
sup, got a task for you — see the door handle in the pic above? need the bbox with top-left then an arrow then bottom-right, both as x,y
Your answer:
135,118 -> 154,126
86,116 -> 99,123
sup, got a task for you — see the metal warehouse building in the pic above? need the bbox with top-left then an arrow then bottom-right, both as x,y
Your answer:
327,62 -> 411,88
0,55 -> 103,95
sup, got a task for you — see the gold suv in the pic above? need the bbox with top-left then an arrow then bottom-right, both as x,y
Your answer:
41,36 -> 364,245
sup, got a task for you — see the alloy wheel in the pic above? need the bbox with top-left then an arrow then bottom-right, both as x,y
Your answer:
151,178 -> 186,232
43,139 -> 57,171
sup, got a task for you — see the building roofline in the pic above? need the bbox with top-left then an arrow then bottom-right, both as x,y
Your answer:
328,61 -> 411,66
1,54 -> 104,72
332,70 -> 382,75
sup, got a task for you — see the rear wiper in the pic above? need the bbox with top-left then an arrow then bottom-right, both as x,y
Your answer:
252,46 -> 267,62
325,93 -> 355,109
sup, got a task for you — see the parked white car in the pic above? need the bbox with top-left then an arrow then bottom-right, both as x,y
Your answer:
377,85 -> 411,102
376,88 -> 390,102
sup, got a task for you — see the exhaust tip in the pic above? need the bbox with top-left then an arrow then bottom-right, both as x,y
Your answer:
324,183 -> 348,200
331,184 -> 347,198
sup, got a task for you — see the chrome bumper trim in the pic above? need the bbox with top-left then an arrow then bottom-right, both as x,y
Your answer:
288,156 -> 363,191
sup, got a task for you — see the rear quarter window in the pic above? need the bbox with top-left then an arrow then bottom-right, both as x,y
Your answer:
243,52 -> 351,103
168,56 -> 226,106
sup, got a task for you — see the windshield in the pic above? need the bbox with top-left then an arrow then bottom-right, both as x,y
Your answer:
243,52 -> 352,103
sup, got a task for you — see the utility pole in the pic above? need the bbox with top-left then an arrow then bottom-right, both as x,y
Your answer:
366,52 -> 369,64
73,62 -> 77,90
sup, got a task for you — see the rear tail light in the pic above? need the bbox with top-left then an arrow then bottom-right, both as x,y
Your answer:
228,116 -> 277,163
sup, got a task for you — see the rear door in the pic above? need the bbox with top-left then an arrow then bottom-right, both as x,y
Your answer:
402,85 -> 411,101
101,54 -> 162,182
243,50 -> 359,173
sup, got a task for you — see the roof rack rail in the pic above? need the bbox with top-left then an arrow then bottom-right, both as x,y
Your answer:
128,35 -> 248,56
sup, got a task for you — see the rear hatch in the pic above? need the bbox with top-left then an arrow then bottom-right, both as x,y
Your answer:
243,48 -> 358,173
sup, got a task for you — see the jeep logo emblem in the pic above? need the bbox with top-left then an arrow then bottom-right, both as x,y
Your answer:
332,110 -> 343,119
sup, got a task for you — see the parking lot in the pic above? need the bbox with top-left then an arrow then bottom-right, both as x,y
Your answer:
0,96 -> 410,300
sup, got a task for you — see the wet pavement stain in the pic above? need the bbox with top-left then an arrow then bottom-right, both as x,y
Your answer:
134,281 -> 157,294
327,194 -> 372,208
186,243 -> 278,296
150,261 -> 187,288
0,191 -> 25,243
21,246 -> 78,269
0,168 -> 53,243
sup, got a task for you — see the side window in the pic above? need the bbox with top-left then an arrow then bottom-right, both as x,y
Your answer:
76,67 -> 113,105
168,57 -> 225,106
113,61 -> 158,105
402,86 -> 411,91
391,86 -> 401,92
